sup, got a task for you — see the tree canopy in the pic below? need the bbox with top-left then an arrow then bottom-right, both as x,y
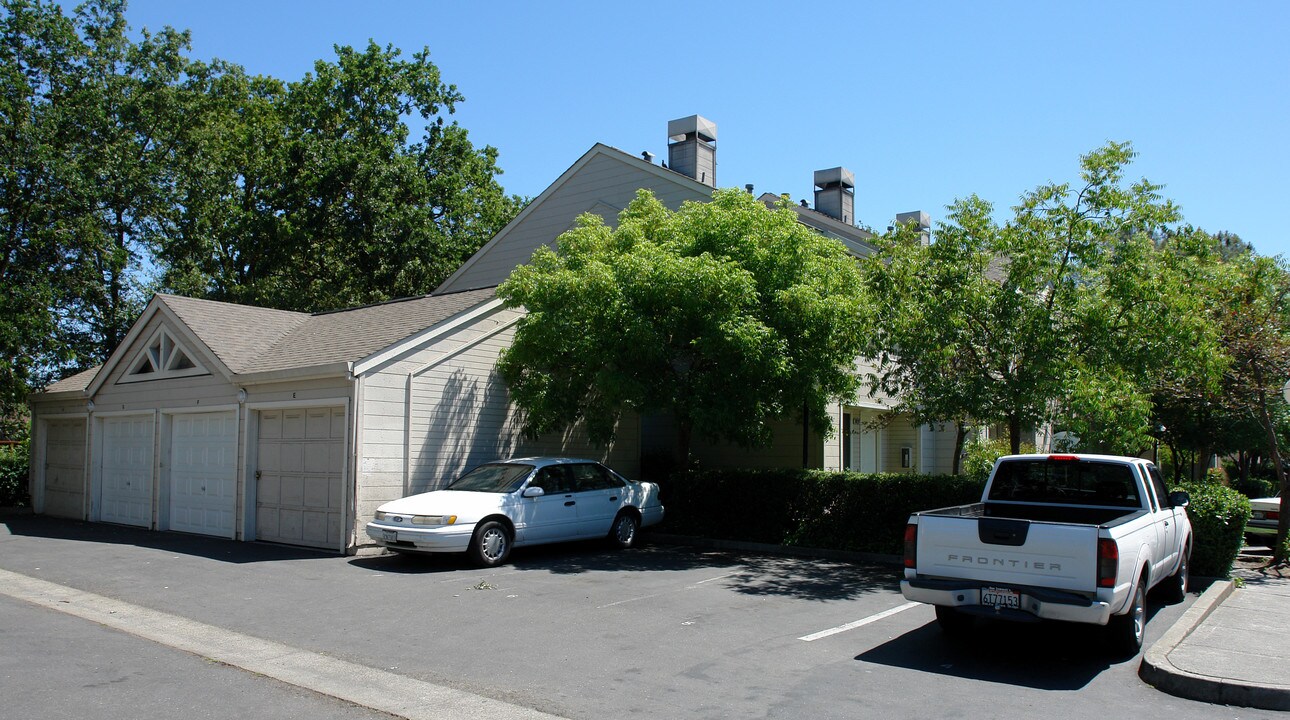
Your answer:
863,142 -> 1219,456
496,188 -> 870,463
0,0 -> 522,437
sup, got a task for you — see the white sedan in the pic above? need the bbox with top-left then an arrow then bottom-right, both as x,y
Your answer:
1246,493 -> 1282,548
365,457 -> 664,567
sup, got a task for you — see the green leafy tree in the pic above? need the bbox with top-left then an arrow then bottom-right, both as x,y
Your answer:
865,142 -> 1206,455
192,41 -> 523,311
1217,254 -> 1290,563
497,188 -> 870,464
0,0 -> 81,434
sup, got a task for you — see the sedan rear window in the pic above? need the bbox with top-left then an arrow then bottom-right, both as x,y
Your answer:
447,463 -> 534,493
988,459 -> 1140,507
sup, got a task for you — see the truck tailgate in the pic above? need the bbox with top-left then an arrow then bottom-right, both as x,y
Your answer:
916,514 -> 1098,593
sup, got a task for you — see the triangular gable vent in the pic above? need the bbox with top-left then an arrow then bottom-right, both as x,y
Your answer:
119,327 -> 207,384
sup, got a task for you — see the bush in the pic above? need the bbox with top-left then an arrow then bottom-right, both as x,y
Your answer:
0,441 -> 31,507
663,469 -> 985,555
1178,480 -> 1249,579
1230,476 -> 1277,499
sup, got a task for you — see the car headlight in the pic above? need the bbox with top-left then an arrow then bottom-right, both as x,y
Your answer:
374,511 -> 391,521
411,515 -> 457,526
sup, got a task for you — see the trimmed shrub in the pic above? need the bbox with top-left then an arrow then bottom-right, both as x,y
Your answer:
0,442 -> 31,507
662,469 -> 985,555
1178,480 -> 1249,579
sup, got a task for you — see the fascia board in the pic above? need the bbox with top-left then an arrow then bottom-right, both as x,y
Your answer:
234,361 -> 354,386
84,295 -> 165,397
350,297 -> 506,376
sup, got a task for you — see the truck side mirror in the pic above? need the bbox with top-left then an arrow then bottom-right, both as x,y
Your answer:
1168,490 -> 1190,508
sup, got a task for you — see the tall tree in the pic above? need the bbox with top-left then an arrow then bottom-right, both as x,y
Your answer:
0,0 -> 81,436
865,142 -> 1200,454
1218,254 -> 1290,563
497,188 -> 870,464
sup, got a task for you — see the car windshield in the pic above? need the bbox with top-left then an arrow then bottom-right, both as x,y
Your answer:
988,459 -> 1141,507
447,463 -> 534,493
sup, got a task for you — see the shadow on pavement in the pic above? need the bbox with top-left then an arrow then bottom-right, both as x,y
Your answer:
350,536 -> 899,601
856,604 -> 1167,691
2,513 -> 336,564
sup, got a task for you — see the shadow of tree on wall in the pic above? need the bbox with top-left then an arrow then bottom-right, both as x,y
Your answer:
414,368 -> 606,492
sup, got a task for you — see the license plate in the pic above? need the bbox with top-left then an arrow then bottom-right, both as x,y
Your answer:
981,587 -> 1020,609
382,529 -> 398,542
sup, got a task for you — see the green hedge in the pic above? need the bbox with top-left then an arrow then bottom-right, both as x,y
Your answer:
0,442 -> 31,507
662,469 -> 985,555
1178,480 -> 1249,579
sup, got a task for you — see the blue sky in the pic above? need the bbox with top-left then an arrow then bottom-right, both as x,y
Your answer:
124,1 -> 1289,256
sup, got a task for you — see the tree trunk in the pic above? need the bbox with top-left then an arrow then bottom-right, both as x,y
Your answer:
952,422 -> 967,476
676,417 -> 693,478
1007,414 -> 1022,455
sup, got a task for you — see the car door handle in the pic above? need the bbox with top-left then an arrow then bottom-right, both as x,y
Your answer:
609,496 -> 618,502
565,501 -> 576,507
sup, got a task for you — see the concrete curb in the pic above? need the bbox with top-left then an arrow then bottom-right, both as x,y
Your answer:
1140,580 -> 1290,710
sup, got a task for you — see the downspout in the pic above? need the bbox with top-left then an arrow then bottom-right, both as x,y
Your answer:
346,364 -> 359,555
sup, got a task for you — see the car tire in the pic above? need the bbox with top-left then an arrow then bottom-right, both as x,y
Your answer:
468,520 -> 511,568
1161,547 -> 1189,604
608,511 -> 639,549
1107,580 -> 1146,657
935,605 -> 973,636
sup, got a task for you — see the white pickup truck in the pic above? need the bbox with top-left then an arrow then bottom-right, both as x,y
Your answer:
900,453 -> 1192,655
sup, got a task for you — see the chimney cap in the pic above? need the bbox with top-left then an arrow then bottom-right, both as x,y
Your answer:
642,151 -> 655,163
668,115 -> 717,143
814,167 -> 855,189
895,210 -> 931,231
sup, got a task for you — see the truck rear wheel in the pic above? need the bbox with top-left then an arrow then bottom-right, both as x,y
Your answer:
935,605 -> 973,636
1107,581 -> 1145,657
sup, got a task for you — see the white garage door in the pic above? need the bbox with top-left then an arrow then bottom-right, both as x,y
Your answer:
169,411 -> 238,538
42,418 -> 86,519
256,407 -> 345,549
100,414 -> 155,527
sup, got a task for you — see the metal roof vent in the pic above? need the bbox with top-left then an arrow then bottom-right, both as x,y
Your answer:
813,167 -> 855,225
667,115 -> 717,187
896,210 -> 932,244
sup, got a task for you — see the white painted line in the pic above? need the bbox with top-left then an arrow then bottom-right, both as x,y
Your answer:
0,568 -> 567,720
798,602 -> 921,642
597,593 -> 663,609
693,572 -> 738,585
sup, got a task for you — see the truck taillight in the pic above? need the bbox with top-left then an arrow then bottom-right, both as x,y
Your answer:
1097,538 -> 1119,588
904,523 -> 918,569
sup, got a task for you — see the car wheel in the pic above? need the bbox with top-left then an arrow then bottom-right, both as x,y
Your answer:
934,605 -> 973,636
608,511 -> 639,549
1161,548 -> 1189,604
468,520 -> 511,568
1107,581 -> 1146,657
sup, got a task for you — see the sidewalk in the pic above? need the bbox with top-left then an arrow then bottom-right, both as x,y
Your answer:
1140,558 -> 1290,710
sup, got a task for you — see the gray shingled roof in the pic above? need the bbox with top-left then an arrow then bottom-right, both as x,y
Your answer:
39,288 -> 499,393
158,294 -> 310,374
41,366 -> 100,394
239,287 -> 498,374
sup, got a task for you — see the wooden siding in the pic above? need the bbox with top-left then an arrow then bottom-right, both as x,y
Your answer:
439,150 -> 711,293
354,307 -> 639,526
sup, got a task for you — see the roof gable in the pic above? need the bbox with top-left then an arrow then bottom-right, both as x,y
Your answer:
435,144 -> 714,294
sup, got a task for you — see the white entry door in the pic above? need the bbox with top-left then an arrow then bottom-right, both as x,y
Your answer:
169,411 -> 238,538
256,407 -> 345,549
100,414 -> 155,527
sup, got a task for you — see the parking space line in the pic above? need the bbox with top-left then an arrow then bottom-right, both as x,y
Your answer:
798,602 -> 921,642
596,572 -> 738,609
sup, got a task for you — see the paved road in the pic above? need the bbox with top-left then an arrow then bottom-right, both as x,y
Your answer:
0,593 -> 394,720
1,514 -> 1280,719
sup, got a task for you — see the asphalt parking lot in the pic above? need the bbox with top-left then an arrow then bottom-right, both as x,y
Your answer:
2,514 -> 1246,720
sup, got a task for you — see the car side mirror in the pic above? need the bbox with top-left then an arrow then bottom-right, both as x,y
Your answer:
522,486 -> 545,498
1168,491 -> 1190,508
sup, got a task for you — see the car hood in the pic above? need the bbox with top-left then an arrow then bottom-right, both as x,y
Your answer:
377,490 -> 508,522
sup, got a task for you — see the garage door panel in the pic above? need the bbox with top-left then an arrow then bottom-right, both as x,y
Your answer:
43,418 -> 87,519
256,406 -> 344,550
100,415 -> 155,528
169,411 -> 237,538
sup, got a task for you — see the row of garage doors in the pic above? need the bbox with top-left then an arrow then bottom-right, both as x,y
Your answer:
39,407 -> 345,550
